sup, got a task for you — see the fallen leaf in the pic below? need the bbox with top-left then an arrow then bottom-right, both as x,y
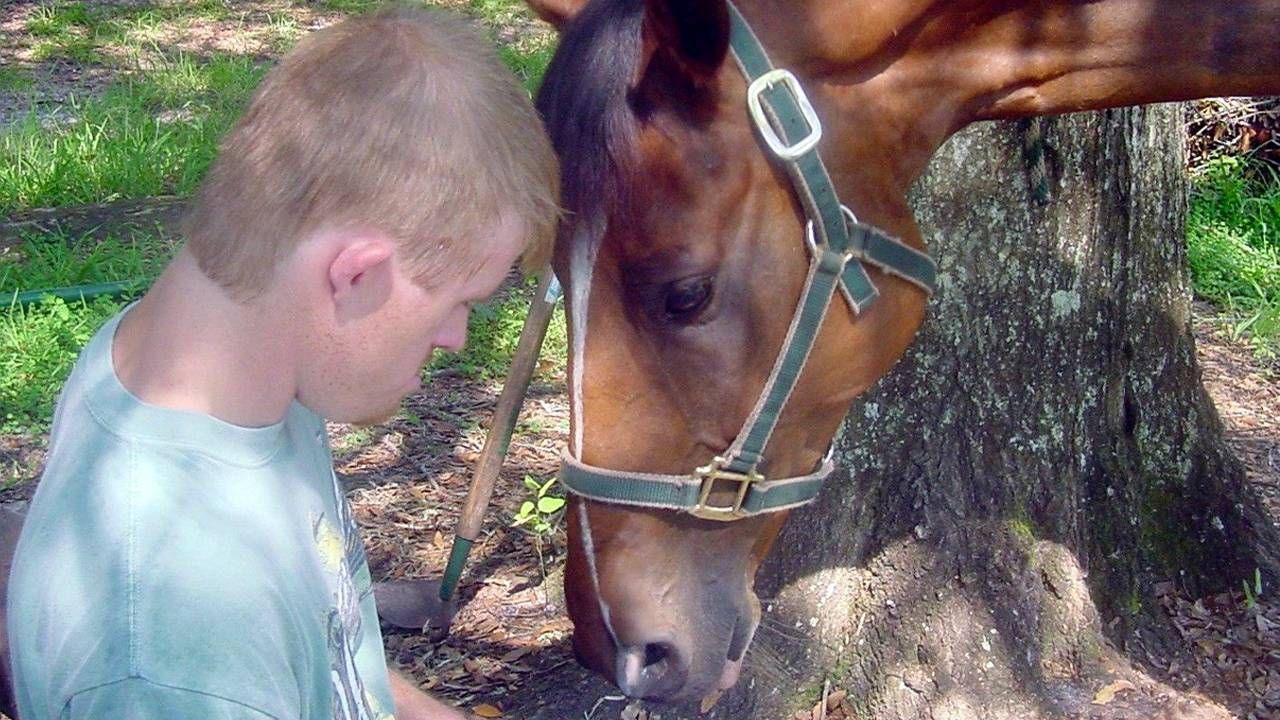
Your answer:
471,703 -> 503,718
620,701 -> 648,720
1092,680 -> 1136,705
700,688 -> 723,713
500,647 -> 532,663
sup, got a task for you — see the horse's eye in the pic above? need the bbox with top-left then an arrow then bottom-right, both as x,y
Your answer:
664,276 -> 713,321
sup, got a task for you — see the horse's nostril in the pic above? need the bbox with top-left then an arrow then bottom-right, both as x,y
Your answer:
643,642 -> 668,668
616,640 -> 687,699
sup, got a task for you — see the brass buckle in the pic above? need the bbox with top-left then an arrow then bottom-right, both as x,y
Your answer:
691,456 -> 763,522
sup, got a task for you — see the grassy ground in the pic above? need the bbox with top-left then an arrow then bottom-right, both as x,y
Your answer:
1187,156 -> 1280,361
1,0 -> 562,438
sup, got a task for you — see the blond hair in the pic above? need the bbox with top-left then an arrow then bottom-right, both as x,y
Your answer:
182,6 -> 559,297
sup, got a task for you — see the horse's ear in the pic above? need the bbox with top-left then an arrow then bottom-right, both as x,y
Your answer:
632,0 -> 731,113
526,0 -> 587,30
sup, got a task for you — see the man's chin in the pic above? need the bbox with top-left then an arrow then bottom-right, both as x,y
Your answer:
337,400 -> 403,428
349,408 -> 400,427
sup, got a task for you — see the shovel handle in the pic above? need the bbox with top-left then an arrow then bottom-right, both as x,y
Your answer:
441,267 -> 559,601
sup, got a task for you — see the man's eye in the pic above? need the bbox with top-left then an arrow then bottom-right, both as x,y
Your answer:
664,276 -> 713,321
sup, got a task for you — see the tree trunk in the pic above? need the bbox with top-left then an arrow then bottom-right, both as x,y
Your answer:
712,105 -> 1267,719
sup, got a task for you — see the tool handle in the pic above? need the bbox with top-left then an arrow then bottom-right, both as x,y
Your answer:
455,267 -> 559,542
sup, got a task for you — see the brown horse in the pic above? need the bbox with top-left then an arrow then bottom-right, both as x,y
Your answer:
525,0 -> 1280,704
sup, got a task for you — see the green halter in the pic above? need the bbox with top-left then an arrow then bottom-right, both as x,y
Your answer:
558,2 -> 938,521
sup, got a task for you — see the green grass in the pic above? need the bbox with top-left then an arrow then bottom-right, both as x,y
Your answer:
0,67 -> 37,94
26,2 -> 109,64
0,228 -> 170,433
432,278 -> 568,380
24,0 -> 241,65
0,228 -> 177,293
311,0 -> 383,13
1187,156 -> 1280,357
500,41 -> 556,93
2,296 -> 126,433
0,53 -> 266,213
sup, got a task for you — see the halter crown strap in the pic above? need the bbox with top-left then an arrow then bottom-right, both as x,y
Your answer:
557,2 -> 937,521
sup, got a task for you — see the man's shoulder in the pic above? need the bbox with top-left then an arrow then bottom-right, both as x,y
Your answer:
9,449 -> 332,720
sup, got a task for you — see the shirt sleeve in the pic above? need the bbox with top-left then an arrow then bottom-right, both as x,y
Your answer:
63,677 -> 279,720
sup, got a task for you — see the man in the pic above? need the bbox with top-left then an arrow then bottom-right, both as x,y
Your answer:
7,7 -> 559,719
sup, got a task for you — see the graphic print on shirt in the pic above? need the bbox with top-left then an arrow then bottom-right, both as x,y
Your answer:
314,512 -> 391,720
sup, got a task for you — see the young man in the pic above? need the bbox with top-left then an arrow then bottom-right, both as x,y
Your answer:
7,7 -> 558,720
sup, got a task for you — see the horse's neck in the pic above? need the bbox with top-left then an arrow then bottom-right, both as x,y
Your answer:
753,0 -> 1280,111
737,0 -> 1280,203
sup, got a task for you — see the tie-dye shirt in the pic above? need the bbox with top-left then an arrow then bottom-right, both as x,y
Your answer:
8,308 -> 396,720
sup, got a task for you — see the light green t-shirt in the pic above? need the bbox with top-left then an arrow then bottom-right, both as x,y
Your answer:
8,308 -> 397,720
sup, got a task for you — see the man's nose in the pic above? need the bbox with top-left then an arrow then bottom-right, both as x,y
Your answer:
434,306 -> 469,352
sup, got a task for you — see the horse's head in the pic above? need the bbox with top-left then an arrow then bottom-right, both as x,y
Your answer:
532,0 -> 933,702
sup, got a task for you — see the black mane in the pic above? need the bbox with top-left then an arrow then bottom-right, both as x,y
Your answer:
534,0 -> 643,235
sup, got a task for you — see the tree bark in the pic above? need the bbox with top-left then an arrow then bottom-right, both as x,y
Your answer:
715,104 -> 1264,719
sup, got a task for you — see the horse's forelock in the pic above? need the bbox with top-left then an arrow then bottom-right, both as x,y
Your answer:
535,0 -> 643,240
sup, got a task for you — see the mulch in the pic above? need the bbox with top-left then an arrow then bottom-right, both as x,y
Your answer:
328,372 -> 578,713
1152,585 -> 1280,719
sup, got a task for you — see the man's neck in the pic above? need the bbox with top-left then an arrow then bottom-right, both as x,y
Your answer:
113,248 -> 300,428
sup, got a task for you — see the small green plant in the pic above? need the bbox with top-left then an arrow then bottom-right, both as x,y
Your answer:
512,475 -> 566,537
331,426 -> 375,454
1243,567 -> 1263,610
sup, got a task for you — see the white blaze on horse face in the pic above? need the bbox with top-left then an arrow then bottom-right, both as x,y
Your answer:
566,220 -> 619,647
568,222 -> 601,459
577,497 -> 620,648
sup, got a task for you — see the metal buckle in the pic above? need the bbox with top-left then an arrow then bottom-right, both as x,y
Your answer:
746,68 -> 823,161
691,456 -> 763,521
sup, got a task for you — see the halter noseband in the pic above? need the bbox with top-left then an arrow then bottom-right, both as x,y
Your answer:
558,3 -> 938,521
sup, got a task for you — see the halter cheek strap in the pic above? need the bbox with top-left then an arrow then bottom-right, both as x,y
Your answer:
558,2 -> 938,521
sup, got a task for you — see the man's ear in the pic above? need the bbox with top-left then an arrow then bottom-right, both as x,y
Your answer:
328,235 -> 395,322
630,0 -> 730,118
526,0 -> 588,30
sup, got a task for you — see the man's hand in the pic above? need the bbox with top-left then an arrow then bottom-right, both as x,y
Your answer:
389,671 -> 467,720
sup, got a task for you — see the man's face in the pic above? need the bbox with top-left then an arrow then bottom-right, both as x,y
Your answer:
299,214 -> 526,424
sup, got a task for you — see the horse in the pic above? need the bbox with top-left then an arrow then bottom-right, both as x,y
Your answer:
524,0 -> 1280,704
